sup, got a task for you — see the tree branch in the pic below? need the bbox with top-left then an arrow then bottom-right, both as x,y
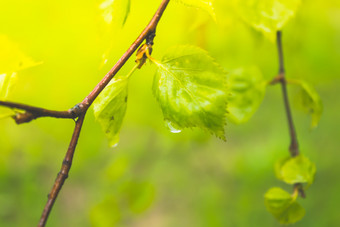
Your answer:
275,31 -> 305,198
276,31 -> 299,157
81,0 -> 170,108
38,113 -> 85,227
0,100 -> 77,123
35,0 -> 171,226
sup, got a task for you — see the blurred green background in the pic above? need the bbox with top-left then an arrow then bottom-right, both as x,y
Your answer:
0,0 -> 339,226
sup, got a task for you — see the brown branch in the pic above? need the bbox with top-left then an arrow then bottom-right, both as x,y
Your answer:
81,0 -> 170,107
276,31 -> 299,157
38,113 -> 86,227
0,100 -> 77,123
35,0 -> 171,226
275,31 -> 305,198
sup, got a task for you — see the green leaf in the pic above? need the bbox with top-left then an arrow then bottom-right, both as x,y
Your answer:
280,155 -> 316,185
93,76 -> 129,147
226,67 -> 266,124
233,0 -> 301,40
274,156 -> 290,181
99,0 -> 131,26
152,46 -> 228,140
0,35 -> 41,118
0,35 -> 41,74
265,187 -> 305,224
293,80 -> 323,128
175,0 -> 216,20
0,73 -> 17,118
0,72 -> 17,100
265,187 -> 293,209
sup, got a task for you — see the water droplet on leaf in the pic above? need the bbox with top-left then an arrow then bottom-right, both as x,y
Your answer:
166,120 -> 181,133
111,142 -> 119,148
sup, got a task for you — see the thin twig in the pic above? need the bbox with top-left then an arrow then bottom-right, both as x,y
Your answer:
81,0 -> 170,107
0,100 -> 76,123
36,0 -> 171,226
275,31 -> 305,198
38,114 -> 86,227
276,31 -> 299,157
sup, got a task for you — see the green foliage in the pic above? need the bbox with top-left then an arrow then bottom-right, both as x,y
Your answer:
151,45 -> 228,140
175,0 -> 216,20
99,0 -> 131,26
0,73 -> 17,100
291,80 -> 323,128
1,0 -> 337,226
0,35 -> 40,74
90,197 -> 121,227
0,73 -> 16,118
93,76 -> 129,147
226,66 -> 266,124
0,35 -> 40,118
275,155 -> 316,185
233,0 -> 301,40
264,187 -> 305,224
119,181 -> 156,214
90,181 -> 155,226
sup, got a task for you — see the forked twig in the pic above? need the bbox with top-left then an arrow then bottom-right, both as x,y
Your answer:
0,0 -> 171,226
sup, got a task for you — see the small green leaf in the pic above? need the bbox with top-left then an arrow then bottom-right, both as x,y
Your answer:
274,156 -> 290,181
0,35 -> 41,118
280,155 -> 316,185
175,0 -> 216,20
0,72 -> 17,100
265,187 -> 293,209
0,35 -> 41,74
93,76 -> 129,147
152,46 -> 228,140
0,73 -> 17,118
293,80 -> 323,128
265,187 -> 305,224
226,67 -> 266,124
233,0 -> 301,40
99,0 -> 131,26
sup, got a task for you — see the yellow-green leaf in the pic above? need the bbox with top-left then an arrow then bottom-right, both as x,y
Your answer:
0,73 -> 17,118
0,72 -> 17,100
0,35 -> 41,74
93,76 -> 129,147
274,156 -> 290,181
0,35 -> 41,118
233,0 -> 301,40
265,187 -> 305,224
152,46 -> 228,140
280,155 -> 316,185
175,0 -> 216,20
99,0 -> 131,26
293,80 -> 323,128
226,67 -> 266,124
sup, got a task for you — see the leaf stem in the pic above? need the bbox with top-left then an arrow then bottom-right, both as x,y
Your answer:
126,63 -> 139,79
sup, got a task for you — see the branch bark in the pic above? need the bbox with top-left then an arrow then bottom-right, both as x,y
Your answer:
34,0 -> 171,226
275,31 -> 305,198
38,113 -> 85,227
276,31 -> 299,157
0,100 -> 77,123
